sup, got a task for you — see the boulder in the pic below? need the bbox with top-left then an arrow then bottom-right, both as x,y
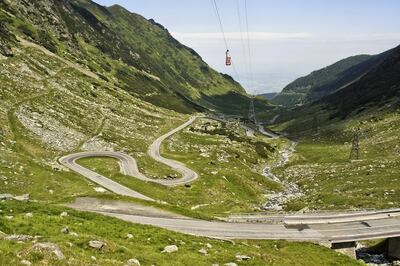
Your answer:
20,260 -> 32,266
60,212 -> 68,217
94,187 -> 107,193
198,248 -> 208,255
236,254 -> 251,261
89,240 -> 105,250
31,242 -> 65,260
61,226 -> 69,234
0,194 -> 14,200
126,258 -> 141,266
224,263 -> 238,266
161,245 -> 178,253
13,194 -> 29,202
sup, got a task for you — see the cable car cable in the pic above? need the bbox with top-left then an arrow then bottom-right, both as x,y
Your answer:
244,0 -> 254,95
211,0 -> 229,51
211,0 -> 241,83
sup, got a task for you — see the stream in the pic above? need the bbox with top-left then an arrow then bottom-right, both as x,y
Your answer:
262,141 -> 304,211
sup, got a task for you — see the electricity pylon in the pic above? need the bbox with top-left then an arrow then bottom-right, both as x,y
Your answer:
248,96 -> 257,124
312,115 -> 320,135
349,127 -> 361,160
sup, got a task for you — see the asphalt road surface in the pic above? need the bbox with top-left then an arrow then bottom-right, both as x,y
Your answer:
69,197 -> 400,242
60,117 -> 200,200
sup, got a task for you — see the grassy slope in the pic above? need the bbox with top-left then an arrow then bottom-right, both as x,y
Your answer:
0,44 -> 186,202
78,118 -> 284,217
272,54 -> 384,107
271,108 -> 400,211
0,0 -> 274,116
0,201 -> 360,266
268,43 -> 400,210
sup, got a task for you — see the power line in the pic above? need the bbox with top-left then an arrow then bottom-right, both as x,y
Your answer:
211,0 -> 229,50
244,0 -> 255,95
243,0 -> 257,123
211,0 -> 241,84
236,0 -> 249,86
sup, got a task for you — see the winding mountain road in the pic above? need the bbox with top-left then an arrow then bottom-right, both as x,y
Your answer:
147,116 -> 198,186
60,117 -> 200,201
60,116 -> 400,243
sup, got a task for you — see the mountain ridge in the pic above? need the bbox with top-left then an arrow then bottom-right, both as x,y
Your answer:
0,0 -> 270,115
272,51 -> 390,107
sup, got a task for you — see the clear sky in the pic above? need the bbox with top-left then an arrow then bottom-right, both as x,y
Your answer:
94,0 -> 400,93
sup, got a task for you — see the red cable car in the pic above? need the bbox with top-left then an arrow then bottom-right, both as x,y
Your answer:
225,49 -> 231,66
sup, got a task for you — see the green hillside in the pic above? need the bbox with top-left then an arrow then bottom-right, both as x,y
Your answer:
269,45 -> 400,211
273,52 -> 388,107
0,0 -> 270,115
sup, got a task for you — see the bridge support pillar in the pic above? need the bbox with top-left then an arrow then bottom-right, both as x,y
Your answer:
388,237 -> 400,259
331,241 -> 357,258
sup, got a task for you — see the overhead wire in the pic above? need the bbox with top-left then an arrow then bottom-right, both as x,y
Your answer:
211,0 -> 241,84
244,0 -> 255,96
211,0 -> 229,51
243,0 -> 258,123
236,0 -> 248,75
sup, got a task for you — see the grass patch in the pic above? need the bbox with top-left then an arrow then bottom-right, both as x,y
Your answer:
0,201 -> 360,266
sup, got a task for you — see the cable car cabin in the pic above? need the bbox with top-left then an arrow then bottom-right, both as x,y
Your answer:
225,50 -> 231,66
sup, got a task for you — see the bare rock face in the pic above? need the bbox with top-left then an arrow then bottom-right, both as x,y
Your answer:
161,245 -> 178,253
31,242 -> 65,260
89,240 -> 106,250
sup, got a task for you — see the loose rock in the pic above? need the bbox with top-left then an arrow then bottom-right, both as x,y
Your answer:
20,260 -> 32,266
89,240 -> 105,250
94,187 -> 107,193
31,242 -> 65,260
4,234 -> 34,242
236,254 -> 251,261
0,194 -> 14,200
161,245 -> 178,253
198,248 -> 208,255
13,194 -> 29,202
126,258 -> 141,266
61,226 -> 69,234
